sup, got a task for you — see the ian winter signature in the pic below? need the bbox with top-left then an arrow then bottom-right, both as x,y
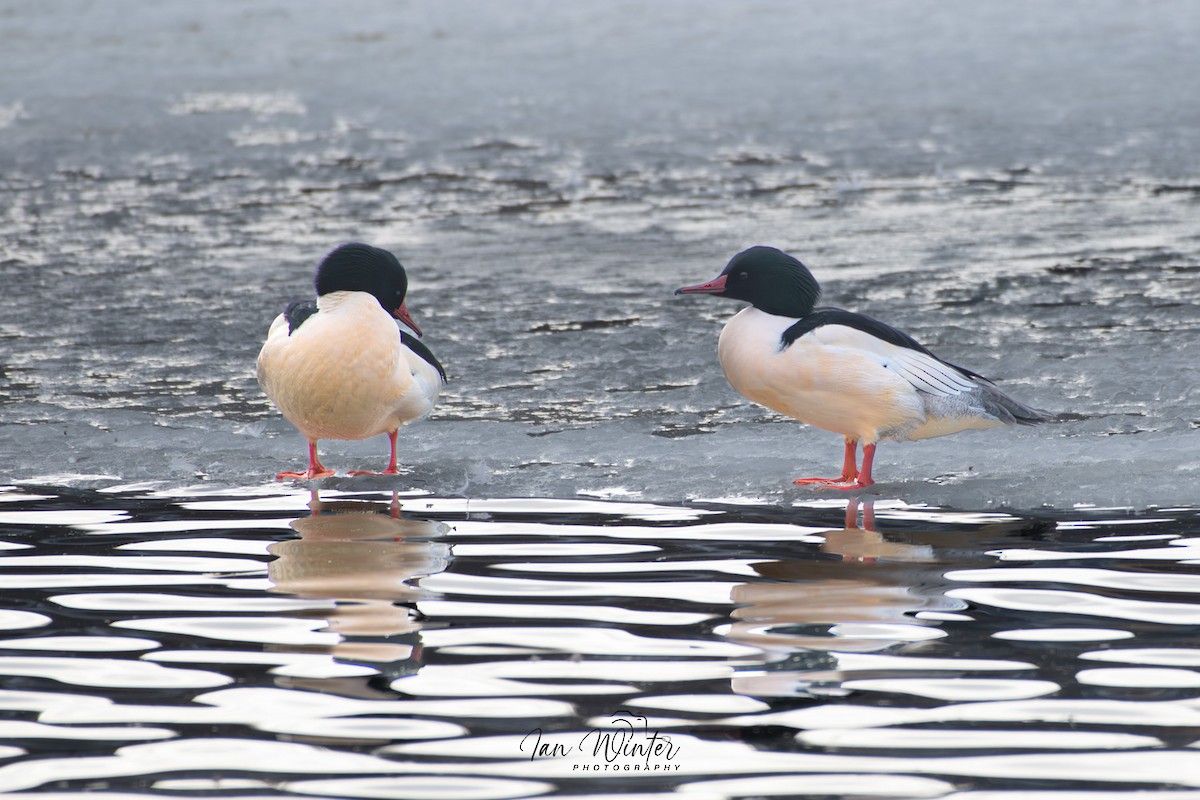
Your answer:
521,711 -> 682,771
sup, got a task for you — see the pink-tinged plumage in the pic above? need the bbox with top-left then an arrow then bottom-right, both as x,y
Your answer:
718,308 -> 1005,444
258,293 -> 440,440
257,244 -> 444,480
679,246 -> 1050,489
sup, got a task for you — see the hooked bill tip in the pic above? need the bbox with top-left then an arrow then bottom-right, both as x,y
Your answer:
675,274 -> 728,295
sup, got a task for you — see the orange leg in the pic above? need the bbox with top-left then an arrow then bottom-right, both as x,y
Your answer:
843,497 -> 878,530
794,438 -> 859,485
349,430 -> 401,476
844,496 -> 858,529
276,440 -> 336,481
827,442 -> 876,491
862,497 -> 876,528
795,440 -> 877,491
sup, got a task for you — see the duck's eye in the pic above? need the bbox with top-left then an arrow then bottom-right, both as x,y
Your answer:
738,271 -> 749,281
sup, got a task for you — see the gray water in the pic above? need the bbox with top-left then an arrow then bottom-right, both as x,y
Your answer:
2,0 -> 1200,795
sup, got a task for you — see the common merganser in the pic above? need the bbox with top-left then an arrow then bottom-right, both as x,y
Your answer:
676,246 -> 1049,490
257,243 -> 446,480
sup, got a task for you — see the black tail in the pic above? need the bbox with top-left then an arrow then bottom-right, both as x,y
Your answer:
979,382 -> 1053,426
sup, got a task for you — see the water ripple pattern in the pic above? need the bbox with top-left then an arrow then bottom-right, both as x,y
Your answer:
0,486 -> 1198,794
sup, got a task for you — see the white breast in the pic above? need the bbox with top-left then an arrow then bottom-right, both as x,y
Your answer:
257,292 -> 440,442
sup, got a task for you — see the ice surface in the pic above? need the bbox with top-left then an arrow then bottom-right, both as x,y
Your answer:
1,1 -> 1197,511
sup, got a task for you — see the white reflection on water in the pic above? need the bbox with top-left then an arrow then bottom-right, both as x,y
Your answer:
113,616 -> 342,646
117,537 -> 275,554
989,543 -> 1200,561
1,488 -> 1199,794
145,650 -> 378,679
1077,668 -> 1200,688
1082,648 -> 1200,667
0,739 -> 411,793
391,659 -> 732,698
39,686 -> 575,726
993,628 -> 1134,642
947,587 -> 1200,624
255,714 -> 467,742
420,571 -> 740,604
0,510 -> 128,526
950,567 -> 1200,592
680,774 -> 954,798
0,635 -> 159,652
626,693 -> 770,714
796,728 -> 1161,751
0,721 -> 174,742
52,592 -> 330,612
0,611 -> 50,631
418,599 -> 712,626
282,776 -> 555,800
723,697 -> 1200,730
420,626 -> 758,658
0,554 -> 266,572
0,657 -> 229,689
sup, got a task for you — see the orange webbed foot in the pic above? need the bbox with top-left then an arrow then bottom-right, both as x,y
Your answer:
818,478 -> 875,492
794,474 -> 857,486
794,441 -> 876,491
348,431 -> 402,477
276,467 -> 335,481
347,467 -> 401,477
276,441 -> 334,481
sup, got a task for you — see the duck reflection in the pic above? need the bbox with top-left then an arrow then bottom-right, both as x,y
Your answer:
728,498 -> 1048,696
267,490 -> 450,682
729,499 -> 947,656
819,497 -> 938,565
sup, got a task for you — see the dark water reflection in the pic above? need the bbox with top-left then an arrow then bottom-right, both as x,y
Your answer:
1,484 -> 1199,795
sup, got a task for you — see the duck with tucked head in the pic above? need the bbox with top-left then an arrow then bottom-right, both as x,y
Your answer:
677,246 -> 1049,490
257,243 -> 446,480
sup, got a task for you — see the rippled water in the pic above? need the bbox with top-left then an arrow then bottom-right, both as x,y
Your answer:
1,485 -> 1200,796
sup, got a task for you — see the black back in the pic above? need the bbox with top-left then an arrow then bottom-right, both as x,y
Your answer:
401,331 -> 448,384
782,307 -> 987,381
